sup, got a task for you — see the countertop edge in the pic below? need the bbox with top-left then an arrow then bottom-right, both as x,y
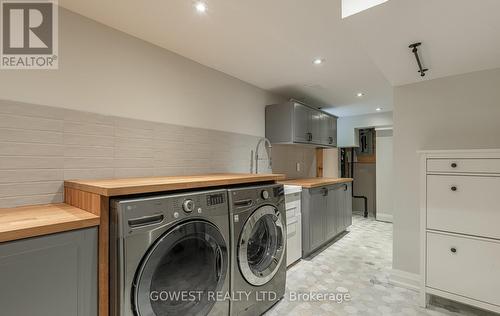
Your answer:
0,203 -> 100,243
65,173 -> 287,197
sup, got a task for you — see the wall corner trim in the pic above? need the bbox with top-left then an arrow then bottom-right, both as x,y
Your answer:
389,268 -> 420,292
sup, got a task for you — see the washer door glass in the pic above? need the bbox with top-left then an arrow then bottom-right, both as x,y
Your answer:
238,205 -> 286,286
134,220 -> 228,316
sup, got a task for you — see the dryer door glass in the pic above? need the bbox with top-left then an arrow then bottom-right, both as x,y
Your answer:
238,205 -> 286,286
133,220 -> 228,316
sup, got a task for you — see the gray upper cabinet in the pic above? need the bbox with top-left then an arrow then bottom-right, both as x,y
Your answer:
266,101 -> 337,147
0,228 -> 98,316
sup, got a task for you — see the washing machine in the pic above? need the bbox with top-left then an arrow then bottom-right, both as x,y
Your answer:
110,189 -> 230,316
228,183 -> 287,316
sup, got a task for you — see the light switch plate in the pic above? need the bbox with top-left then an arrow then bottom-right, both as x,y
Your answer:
296,162 -> 301,172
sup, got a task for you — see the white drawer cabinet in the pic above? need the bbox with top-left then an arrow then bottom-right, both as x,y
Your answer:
284,186 -> 302,266
421,150 -> 500,314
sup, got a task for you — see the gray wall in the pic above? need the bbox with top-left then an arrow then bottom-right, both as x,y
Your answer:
393,68 -> 500,275
0,8 -> 283,137
0,100 -> 271,208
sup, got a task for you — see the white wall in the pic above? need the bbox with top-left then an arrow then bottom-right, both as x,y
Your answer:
393,68 -> 500,276
375,128 -> 393,222
337,112 -> 393,147
0,9 -> 283,137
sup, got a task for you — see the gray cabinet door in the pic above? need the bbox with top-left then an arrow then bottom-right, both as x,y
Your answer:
319,113 -> 330,146
293,103 -> 311,143
310,111 -> 322,144
328,116 -> 337,146
308,188 -> 327,251
345,183 -> 353,227
337,185 -> 346,233
326,186 -> 339,240
0,228 -> 98,316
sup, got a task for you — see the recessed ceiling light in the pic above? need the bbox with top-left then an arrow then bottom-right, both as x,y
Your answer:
376,107 -> 382,111
313,58 -> 324,65
195,2 -> 207,13
356,92 -> 364,97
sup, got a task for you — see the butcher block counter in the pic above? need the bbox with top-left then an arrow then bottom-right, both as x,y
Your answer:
65,173 -> 286,196
279,177 -> 353,188
0,203 -> 99,243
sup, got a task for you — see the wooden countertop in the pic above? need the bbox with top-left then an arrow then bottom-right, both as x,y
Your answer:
0,203 -> 100,243
279,177 -> 353,188
65,173 -> 286,196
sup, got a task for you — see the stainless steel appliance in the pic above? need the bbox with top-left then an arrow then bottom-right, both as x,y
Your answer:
228,184 -> 286,316
110,189 -> 230,316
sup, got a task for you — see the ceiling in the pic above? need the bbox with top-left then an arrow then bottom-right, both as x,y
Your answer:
59,0 -> 500,117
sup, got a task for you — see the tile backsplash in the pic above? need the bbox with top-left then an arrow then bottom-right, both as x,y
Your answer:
271,144 -> 317,179
0,100 -> 271,208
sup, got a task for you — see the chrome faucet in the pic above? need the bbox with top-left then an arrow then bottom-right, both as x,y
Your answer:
255,138 -> 272,173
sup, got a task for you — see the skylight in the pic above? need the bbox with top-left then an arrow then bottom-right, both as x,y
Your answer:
342,0 -> 388,19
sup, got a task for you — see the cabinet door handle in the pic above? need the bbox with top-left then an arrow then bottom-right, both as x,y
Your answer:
451,162 -> 458,168
451,186 -> 457,192
450,247 -> 457,253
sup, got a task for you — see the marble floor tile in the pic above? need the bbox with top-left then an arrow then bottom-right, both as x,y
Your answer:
266,216 -> 495,316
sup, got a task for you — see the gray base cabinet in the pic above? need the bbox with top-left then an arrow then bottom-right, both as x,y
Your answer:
0,228 -> 98,316
302,183 -> 352,257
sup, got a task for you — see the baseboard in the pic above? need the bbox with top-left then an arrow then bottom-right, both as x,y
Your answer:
376,213 -> 393,223
389,268 -> 420,291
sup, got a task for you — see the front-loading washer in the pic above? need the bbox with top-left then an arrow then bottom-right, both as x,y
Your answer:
228,183 -> 287,316
110,189 -> 230,316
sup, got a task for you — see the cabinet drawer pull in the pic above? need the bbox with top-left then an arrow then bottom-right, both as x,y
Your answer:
451,162 -> 458,168
451,186 -> 457,192
450,247 -> 457,253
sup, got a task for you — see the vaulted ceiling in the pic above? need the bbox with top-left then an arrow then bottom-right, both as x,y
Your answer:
59,0 -> 500,116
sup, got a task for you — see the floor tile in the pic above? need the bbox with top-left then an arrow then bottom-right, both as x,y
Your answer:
266,216 -> 495,316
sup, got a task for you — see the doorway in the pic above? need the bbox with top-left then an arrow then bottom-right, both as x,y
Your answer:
340,127 -> 393,222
